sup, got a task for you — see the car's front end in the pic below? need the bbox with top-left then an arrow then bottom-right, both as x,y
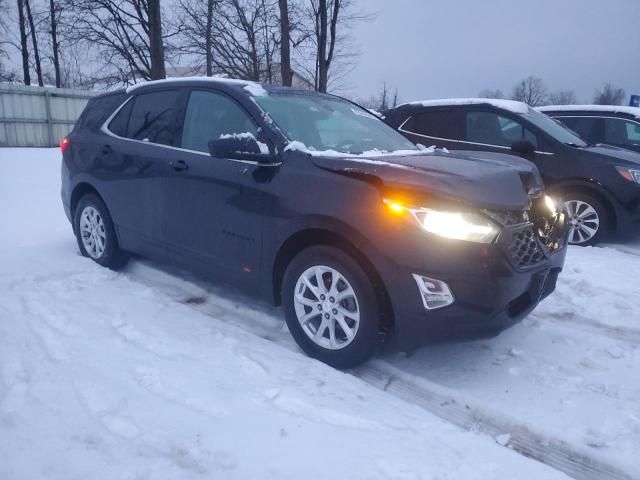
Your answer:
308,148 -> 568,347
362,194 -> 567,346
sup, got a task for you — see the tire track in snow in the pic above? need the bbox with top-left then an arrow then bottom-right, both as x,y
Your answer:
124,260 -> 637,480
537,312 -> 640,346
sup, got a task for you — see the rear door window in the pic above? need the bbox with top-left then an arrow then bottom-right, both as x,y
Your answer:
400,110 -> 461,140
180,90 -> 258,153
119,90 -> 182,146
465,111 -> 538,148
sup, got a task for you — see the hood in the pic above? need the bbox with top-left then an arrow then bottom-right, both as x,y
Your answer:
578,144 -> 640,166
310,150 -> 543,211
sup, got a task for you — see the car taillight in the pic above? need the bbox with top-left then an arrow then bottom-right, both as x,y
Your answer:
60,137 -> 70,153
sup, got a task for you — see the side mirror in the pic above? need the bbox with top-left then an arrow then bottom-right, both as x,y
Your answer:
208,135 -> 275,164
511,140 -> 536,156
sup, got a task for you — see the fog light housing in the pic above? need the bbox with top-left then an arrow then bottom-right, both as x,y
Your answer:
412,274 -> 454,310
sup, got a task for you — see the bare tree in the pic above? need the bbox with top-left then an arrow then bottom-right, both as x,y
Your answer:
478,88 -> 504,99
278,0 -> 292,85
174,0 -> 217,76
24,0 -> 44,85
357,81 -> 399,112
511,76 -> 548,106
16,0 -> 31,84
65,0 -> 169,85
548,89 -> 577,105
296,0 -> 369,93
48,0 -> 61,86
593,83 -> 626,105
148,0 -> 166,79
208,0 -> 279,82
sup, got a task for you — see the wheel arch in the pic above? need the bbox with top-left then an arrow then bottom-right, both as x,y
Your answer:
70,182 -> 106,218
548,180 -> 618,231
271,228 -> 395,333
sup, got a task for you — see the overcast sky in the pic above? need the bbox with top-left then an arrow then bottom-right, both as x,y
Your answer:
345,0 -> 640,104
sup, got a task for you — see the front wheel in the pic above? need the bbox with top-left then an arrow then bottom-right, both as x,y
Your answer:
562,194 -> 609,246
282,246 -> 383,369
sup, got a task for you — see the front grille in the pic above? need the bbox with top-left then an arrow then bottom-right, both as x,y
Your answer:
507,226 -> 546,267
487,202 -> 566,270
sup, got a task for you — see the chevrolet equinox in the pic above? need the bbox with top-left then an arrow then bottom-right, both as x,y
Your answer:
61,79 -> 567,368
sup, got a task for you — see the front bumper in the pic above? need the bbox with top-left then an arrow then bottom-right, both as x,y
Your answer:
362,221 -> 568,348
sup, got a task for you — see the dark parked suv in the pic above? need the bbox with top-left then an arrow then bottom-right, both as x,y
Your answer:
384,99 -> 640,245
61,79 -> 566,368
538,105 -> 640,154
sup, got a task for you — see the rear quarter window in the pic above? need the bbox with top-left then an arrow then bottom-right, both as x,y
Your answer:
77,93 -> 127,131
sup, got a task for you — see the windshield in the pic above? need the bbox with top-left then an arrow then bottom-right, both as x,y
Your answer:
254,94 -> 418,154
521,108 -> 588,147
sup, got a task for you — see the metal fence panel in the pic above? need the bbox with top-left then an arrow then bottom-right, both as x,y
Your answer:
0,84 -> 97,147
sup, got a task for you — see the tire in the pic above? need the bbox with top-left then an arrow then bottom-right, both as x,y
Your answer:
560,192 -> 609,246
73,194 -> 129,269
282,245 -> 383,369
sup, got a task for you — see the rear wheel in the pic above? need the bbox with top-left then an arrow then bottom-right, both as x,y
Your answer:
282,246 -> 382,369
73,194 -> 129,269
561,193 -> 609,246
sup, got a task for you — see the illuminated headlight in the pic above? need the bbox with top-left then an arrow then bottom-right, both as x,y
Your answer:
616,167 -> 640,184
412,209 -> 499,243
544,195 -> 557,215
384,199 -> 500,243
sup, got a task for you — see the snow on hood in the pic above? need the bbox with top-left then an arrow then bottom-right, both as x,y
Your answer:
126,76 -> 267,95
309,150 -> 543,211
537,105 -> 640,119
397,98 -> 530,114
284,140 -> 431,158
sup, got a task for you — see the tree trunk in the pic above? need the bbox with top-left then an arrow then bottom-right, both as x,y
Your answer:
49,0 -> 61,87
205,0 -> 214,76
24,0 -> 43,86
278,0 -> 292,86
148,0 -> 166,80
317,0 -> 328,92
16,0 -> 31,85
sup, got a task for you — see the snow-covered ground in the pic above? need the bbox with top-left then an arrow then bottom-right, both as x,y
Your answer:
1,148 -> 639,479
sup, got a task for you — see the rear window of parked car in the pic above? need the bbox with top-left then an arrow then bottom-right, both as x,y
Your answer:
108,90 -> 182,146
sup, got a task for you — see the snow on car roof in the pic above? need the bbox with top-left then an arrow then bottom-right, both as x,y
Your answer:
125,76 -> 268,96
537,104 -> 640,119
397,98 -> 530,114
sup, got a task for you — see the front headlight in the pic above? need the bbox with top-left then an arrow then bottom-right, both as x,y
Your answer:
544,195 -> 557,215
384,199 -> 500,243
616,167 -> 640,184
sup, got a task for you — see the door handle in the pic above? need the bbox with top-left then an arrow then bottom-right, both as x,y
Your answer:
170,160 -> 189,172
101,144 -> 112,155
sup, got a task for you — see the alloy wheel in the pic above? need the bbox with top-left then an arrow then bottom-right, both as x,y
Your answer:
293,265 -> 360,350
564,199 -> 600,245
79,206 -> 106,259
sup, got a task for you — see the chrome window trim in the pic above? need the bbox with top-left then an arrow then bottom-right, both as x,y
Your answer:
551,114 -> 640,125
100,95 -> 282,168
398,116 -> 555,156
